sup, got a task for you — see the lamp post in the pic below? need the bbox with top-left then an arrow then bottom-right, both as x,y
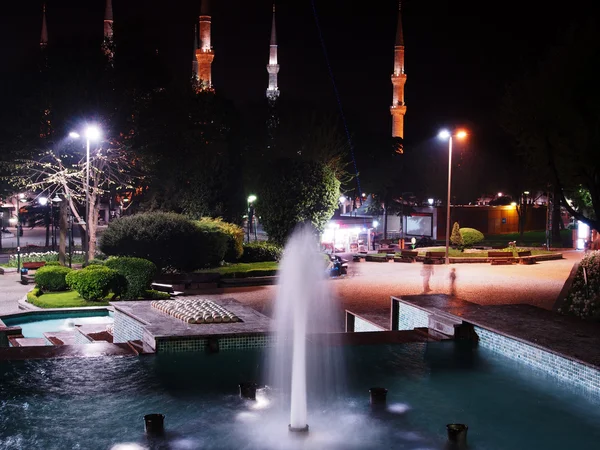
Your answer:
438,129 -> 468,265
51,194 -> 62,251
69,125 -> 101,264
247,195 -> 257,243
14,193 -> 25,274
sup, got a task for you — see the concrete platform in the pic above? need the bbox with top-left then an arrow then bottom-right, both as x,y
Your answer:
395,294 -> 600,370
111,297 -> 272,339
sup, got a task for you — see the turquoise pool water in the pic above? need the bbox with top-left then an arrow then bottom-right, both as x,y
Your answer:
0,341 -> 599,450
2,310 -> 113,338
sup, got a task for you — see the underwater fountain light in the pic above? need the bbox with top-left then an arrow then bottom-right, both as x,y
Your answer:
143,414 -> 165,435
446,423 -> 468,448
369,387 -> 388,407
288,424 -> 309,433
239,382 -> 258,400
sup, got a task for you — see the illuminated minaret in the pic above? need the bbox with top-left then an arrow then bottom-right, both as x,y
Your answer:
266,4 -> 279,100
40,3 -> 48,50
192,24 -> 199,83
195,0 -> 215,90
102,0 -> 114,62
390,1 -> 406,140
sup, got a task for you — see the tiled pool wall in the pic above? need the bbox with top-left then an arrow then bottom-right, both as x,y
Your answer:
73,329 -> 93,345
353,316 -> 385,332
396,302 -> 431,331
155,334 -> 276,353
114,309 -> 276,353
393,299 -> 600,394
474,326 -> 600,393
113,310 -> 145,343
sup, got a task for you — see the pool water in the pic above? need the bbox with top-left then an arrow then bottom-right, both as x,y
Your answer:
0,341 -> 599,450
2,311 -> 113,338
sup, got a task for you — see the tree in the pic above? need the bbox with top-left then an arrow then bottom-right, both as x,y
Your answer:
256,158 -> 340,245
450,222 -> 463,247
361,136 -> 407,239
9,141 -> 140,260
132,86 -> 243,222
503,19 -> 600,233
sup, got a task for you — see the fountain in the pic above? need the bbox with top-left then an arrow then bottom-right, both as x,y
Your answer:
265,225 -> 345,434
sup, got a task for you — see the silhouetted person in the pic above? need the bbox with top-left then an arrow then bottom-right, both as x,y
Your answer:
421,261 -> 434,293
449,268 -> 457,296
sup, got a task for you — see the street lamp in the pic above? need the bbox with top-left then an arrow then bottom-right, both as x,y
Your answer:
247,195 -> 257,243
69,125 -> 101,263
38,196 -> 51,249
15,193 -> 25,275
51,194 -> 62,251
438,129 -> 468,265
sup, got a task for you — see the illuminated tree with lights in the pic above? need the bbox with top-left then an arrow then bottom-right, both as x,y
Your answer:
9,142 -> 141,260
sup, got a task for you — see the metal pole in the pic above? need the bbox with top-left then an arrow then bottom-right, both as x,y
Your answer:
247,203 -> 250,243
85,139 -> 90,264
16,195 -> 21,274
445,136 -> 453,265
51,202 -> 55,251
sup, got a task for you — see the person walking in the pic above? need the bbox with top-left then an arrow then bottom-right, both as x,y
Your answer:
421,261 -> 434,293
449,268 -> 457,296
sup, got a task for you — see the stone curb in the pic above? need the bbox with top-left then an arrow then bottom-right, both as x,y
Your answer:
18,292 -> 40,311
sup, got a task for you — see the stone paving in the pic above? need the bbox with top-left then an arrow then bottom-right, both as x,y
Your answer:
0,250 -> 584,327
0,273 -> 32,315
193,250 -> 585,326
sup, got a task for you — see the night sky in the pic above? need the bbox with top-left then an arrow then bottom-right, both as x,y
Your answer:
0,0 -> 594,195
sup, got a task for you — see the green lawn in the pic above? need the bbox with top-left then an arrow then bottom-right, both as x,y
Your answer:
197,261 -> 279,277
27,289 -> 110,308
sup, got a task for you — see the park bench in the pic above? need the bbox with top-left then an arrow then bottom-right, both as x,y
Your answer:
488,251 -> 515,265
22,262 -> 46,270
352,253 -> 368,262
395,250 -> 419,263
424,251 -> 446,264
517,250 -> 536,265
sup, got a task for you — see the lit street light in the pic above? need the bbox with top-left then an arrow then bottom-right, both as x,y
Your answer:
438,129 -> 468,265
69,125 -> 102,263
247,195 -> 257,243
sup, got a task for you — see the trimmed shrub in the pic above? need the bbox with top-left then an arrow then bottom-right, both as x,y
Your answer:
450,222 -> 464,247
143,289 -> 171,300
99,212 -> 229,271
66,266 -> 126,301
460,228 -> 484,246
44,261 -> 62,267
240,242 -> 283,263
82,259 -> 105,268
197,218 -> 244,262
105,257 -> 157,300
34,265 -> 72,291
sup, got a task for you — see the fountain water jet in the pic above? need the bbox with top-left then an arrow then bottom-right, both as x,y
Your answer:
265,225 -> 344,434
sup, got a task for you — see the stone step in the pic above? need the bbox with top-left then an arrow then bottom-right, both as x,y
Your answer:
44,331 -> 77,346
428,310 -> 463,337
11,337 -> 49,347
127,339 -> 155,355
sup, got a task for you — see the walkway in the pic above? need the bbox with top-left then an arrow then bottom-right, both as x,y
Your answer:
0,273 -> 32,315
195,250 -> 584,322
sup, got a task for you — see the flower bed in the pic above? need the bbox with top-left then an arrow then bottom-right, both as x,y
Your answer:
560,251 -> 600,319
3,251 -> 85,267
